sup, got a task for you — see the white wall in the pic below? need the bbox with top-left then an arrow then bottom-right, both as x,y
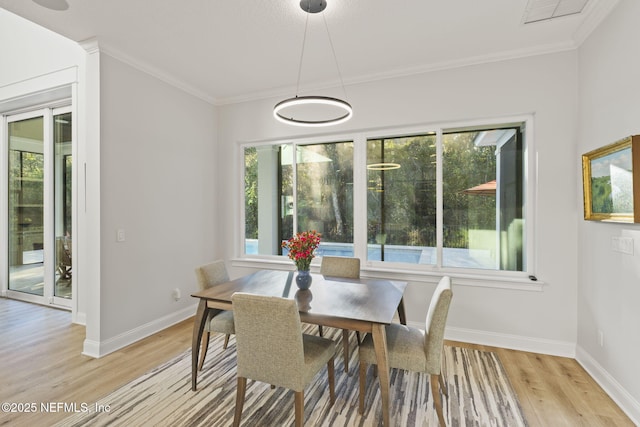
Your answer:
218,51 -> 580,355
577,0 -> 640,422
94,53 -> 218,351
0,9 -> 82,86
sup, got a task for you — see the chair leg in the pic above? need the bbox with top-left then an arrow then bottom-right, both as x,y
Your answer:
439,373 -> 448,397
431,374 -> 446,427
355,331 -> 362,344
233,377 -> 247,427
358,362 -> 367,414
198,332 -> 210,371
318,325 -> 324,337
294,390 -> 304,427
223,334 -> 230,350
342,329 -> 350,374
327,356 -> 336,404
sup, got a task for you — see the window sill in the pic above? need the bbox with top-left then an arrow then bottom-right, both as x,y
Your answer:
231,256 -> 545,292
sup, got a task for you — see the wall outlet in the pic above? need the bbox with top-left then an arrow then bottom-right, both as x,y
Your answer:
172,288 -> 181,301
116,229 -> 126,242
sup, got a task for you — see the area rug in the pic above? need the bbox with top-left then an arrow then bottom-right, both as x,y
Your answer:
56,327 -> 527,426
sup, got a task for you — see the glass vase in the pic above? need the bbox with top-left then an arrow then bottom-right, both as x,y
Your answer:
295,270 -> 312,290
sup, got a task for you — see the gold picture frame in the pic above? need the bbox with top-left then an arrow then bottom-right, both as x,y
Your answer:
582,135 -> 640,223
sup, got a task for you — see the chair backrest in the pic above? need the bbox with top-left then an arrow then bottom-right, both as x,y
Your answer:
231,292 -> 306,390
195,260 -> 229,291
424,276 -> 453,374
320,256 -> 360,279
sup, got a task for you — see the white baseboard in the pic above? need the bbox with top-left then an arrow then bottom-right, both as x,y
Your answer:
576,345 -> 640,425
82,339 -> 101,358
81,305 -> 196,358
439,324 -> 576,358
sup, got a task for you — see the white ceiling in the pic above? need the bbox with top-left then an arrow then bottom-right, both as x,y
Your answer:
0,0 -> 618,105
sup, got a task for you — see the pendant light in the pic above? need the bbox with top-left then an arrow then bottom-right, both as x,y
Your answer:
274,0 -> 352,127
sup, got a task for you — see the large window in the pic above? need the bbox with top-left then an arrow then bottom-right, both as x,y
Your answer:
366,134 -> 436,263
244,142 -> 354,256
243,120 -> 529,274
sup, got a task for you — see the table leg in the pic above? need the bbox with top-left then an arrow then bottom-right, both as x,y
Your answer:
371,323 -> 390,426
192,299 -> 209,391
397,297 -> 407,325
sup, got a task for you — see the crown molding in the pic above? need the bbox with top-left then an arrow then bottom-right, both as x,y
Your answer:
216,39 -> 577,106
79,37 -> 100,54
95,41 -> 217,106
573,0 -> 620,46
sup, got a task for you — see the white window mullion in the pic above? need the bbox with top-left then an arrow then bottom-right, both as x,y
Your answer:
353,133 -> 367,264
435,129 -> 443,268
291,143 -> 298,234
0,115 -> 7,295
43,110 -> 55,303
524,118 -> 536,275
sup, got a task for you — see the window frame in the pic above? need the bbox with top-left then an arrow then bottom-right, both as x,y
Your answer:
237,114 -> 538,288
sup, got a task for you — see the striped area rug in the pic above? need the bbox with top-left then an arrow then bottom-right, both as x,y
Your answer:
56,327 -> 527,426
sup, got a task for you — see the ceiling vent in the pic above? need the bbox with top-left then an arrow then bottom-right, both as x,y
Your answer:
522,0 -> 589,24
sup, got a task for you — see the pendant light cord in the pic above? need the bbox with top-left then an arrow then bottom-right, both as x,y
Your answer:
322,12 -> 349,101
295,10 -> 311,97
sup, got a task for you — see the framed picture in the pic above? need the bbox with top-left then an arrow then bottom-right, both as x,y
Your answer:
582,135 -> 640,222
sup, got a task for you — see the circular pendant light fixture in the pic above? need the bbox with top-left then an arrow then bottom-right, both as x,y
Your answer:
366,163 -> 401,171
274,0 -> 353,127
274,96 -> 352,127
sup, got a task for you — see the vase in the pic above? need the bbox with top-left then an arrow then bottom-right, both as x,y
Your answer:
295,270 -> 312,290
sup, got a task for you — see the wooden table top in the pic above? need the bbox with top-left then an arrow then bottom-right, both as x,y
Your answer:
192,269 -> 407,326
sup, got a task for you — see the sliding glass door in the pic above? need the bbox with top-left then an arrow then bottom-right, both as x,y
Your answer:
8,114 -> 44,297
6,107 -> 72,307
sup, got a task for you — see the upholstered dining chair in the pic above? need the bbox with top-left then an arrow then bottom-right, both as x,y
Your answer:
319,255 -> 361,373
194,260 -> 235,371
358,276 -> 453,427
231,292 -> 337,427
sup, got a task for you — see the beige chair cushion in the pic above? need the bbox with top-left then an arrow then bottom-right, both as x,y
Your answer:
359,323 -> 426,372
195,260 -> 235,335
195,260 -> 229,290
320,256 -> 360,279
232,292 -> 336,392
424,276 -> 453,373
209,309 -> 235,334
358,276 -> 452,375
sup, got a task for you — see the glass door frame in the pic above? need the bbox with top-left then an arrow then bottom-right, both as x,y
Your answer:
3,106 -> 72,309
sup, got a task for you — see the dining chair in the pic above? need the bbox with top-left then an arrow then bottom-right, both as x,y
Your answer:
56,237 -> 72,281
319,255 -> 361,373
358,276 -> 453,427
194,260 -> 235,371
231,292 -> 336,427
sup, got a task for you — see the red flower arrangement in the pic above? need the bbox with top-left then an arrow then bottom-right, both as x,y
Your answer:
281,230 -> 322,271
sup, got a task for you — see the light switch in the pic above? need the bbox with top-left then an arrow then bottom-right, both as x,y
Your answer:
618,236 -> 634,255
116,229 -> 126,242
612,236 -> 634,255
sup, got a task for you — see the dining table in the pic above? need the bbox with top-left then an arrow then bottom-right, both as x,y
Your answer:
191,269 -> 407,426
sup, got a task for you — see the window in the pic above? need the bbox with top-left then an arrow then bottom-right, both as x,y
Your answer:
244,141 -> 354,257
366,134 -> 437,263
242,119 -> 529,275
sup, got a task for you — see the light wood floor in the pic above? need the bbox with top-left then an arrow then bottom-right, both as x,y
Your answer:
0,298 -> 634,427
